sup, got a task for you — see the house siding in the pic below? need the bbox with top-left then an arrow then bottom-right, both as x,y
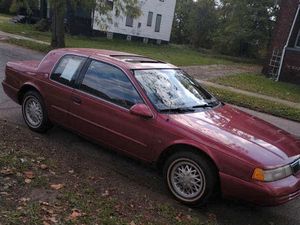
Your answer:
92,0 -> 177,42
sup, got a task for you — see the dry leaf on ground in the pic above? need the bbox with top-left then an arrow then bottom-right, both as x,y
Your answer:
50,184 -> 64,190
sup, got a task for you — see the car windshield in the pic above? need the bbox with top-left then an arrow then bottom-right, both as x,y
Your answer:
134,69 -> 219,113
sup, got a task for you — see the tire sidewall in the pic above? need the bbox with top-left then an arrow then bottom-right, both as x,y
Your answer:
163,151 -> 217,206
22,91 -> 49,133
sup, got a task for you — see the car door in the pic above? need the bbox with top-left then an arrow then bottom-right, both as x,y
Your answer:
68,59 -> 155,161
45,54 -> 87,127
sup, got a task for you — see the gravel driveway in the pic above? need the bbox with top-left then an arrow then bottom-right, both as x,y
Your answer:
0,42 -> 299,225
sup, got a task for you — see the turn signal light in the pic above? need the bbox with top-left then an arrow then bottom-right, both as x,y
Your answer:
252,168 -> 265,181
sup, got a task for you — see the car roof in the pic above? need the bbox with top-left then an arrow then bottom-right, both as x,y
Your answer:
54,48 -> 178,70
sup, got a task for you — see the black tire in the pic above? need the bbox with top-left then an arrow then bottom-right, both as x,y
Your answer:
22,91 -> 52,133
163,151 -> 218,206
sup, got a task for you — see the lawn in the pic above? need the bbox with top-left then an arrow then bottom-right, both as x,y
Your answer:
210,73 -> 300,103
0,13 -> 242,66
205,86 -> 300,122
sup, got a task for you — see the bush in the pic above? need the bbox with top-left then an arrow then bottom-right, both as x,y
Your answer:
34,18 -> 50,31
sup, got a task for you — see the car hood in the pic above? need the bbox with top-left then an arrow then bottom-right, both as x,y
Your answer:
169,104 -> 300,167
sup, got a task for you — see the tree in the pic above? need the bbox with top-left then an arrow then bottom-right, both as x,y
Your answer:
171,0 -> 218,49
9,0 -> 39,20
171,0 -> 194,44
213,0 -> 280,58
50,0 -> 141,48
189,0 -> 218,48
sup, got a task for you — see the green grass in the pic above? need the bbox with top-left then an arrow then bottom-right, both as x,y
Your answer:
206,86 -> 300,122
0,13 -> 241,66
210,73 -> 300,103
0,14 -> 51,42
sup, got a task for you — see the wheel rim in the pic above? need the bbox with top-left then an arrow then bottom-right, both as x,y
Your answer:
168,158 -> 206,201
24,96 -> 43,128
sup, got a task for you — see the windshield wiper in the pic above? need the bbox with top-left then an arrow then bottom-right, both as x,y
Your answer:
159,107 -> 195,113
192,102 -> 219,109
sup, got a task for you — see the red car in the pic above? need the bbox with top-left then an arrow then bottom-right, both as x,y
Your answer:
2,48 -> 300,206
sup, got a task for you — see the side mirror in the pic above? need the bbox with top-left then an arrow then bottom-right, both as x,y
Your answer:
130,104 -> 153,119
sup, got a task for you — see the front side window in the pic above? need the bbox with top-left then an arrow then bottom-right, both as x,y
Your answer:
80,60 -> 143,109
134,69 -> 219,113
51,55 -> 86,87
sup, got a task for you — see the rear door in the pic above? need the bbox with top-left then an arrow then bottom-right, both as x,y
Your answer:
46,54 -> 86,126
68,59 -> 155,161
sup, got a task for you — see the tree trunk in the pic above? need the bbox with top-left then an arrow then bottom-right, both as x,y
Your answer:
40,0 -> 47,19
51,0 -> 66,48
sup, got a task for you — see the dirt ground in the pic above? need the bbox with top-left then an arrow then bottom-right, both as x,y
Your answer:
0,120 -> 219,225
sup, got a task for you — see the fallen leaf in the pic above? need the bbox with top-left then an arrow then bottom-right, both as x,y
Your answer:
24,178 -> 32,184
68,170 -> 74,174
68,209 -> 82,221
41,206 -> 54,214
50,184 -> 64,190
175,216 -> 182,222
19,197 -> 30,202
40,164 -> 48,170
48,217 -> 58,223
0,168 -> 14,176
40,201 -> 50,206
43,221 -> 50,225
129,221 -> 136,225
24,171 -> 34,179
101,190 -> 110,197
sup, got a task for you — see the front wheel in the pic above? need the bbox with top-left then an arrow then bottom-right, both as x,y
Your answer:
22,91 -> 51,133
163,151 -> 218,206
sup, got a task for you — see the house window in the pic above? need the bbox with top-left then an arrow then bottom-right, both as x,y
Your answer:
296,29 -> 300,48
155,14 -> 162,32
106,0 -> 114,10
126,16 -> 133,27
147,12 -> 153,26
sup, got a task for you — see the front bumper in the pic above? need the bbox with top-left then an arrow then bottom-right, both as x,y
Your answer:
220,172 -> 300,206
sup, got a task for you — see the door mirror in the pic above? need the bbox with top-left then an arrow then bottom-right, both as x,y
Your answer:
130,104 -> 153,119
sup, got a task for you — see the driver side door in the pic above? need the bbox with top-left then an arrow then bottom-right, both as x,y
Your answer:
68,59 -> 155,161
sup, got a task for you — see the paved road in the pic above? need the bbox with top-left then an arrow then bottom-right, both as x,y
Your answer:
0,42 -> 299,225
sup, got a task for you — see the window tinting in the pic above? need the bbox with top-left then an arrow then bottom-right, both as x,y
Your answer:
147,12 -> 153,26
80,61 -> 143,109
155,14 -> 162,32
51,55 -> 86,86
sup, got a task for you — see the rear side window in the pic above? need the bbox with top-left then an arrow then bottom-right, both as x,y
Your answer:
80,60 -> 143,109
51,55 -> 86,87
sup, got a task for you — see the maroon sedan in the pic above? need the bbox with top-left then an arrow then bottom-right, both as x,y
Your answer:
2,48 -> 300,206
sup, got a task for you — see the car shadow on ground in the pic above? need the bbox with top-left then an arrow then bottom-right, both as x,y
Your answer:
37,127 -> 300,225
39,125 -> 300,225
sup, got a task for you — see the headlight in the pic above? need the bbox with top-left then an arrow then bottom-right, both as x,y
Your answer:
252,165 -> 293,182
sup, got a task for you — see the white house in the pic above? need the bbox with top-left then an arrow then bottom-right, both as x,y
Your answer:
92,0 -> 177,43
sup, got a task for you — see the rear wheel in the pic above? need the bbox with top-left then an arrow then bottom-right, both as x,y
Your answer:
163,151 -> 217,206
22,91 -> 51,133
